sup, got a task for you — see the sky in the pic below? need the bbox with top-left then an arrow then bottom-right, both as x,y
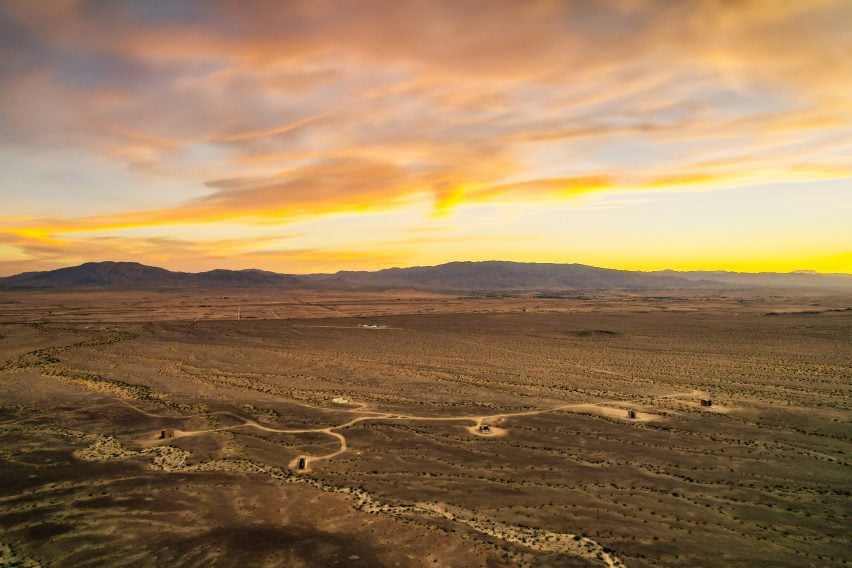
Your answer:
1,0 -> 851,276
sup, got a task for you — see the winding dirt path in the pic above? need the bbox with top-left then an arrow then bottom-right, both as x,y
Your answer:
144,399 -> 666,467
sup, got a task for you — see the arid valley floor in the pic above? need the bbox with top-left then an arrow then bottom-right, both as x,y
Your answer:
0,290 -> 850,567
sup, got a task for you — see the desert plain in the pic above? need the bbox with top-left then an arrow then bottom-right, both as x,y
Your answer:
0,289 -> 849,567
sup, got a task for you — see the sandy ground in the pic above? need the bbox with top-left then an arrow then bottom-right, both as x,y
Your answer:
0,290 -> 850,567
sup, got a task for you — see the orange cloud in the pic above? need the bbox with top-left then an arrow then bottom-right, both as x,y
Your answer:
1,0 -> 850,274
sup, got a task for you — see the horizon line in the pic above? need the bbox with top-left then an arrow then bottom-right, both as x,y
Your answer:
2,259 -> 850,279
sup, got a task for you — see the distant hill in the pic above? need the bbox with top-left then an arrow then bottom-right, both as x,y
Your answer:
1,260 -> 850,291
0,261 -> 304,289
652,269 -> 852,290
302,261 -> 708,290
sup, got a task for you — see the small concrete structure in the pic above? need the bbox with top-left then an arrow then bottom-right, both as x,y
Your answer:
296,457 -> 307,470
627,410 -> 637,420
331,397 -> 350,405
158,429 -> 175,440
700,399 -> 713,407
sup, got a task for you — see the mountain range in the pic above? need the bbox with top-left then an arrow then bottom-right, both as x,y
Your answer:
1,261 -> 850,291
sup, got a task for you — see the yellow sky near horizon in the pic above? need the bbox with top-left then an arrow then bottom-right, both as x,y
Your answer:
1,0 -> 851,275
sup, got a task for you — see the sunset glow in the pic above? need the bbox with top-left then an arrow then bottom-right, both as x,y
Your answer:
1,0 -> 850,275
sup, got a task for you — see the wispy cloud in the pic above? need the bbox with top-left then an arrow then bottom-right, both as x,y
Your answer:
1,0 -> 850,273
